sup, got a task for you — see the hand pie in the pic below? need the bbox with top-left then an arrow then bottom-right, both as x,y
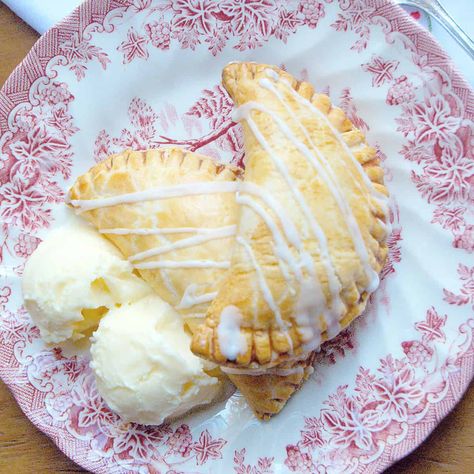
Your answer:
191,62 -> 389,368
222,351 -> 316,419
68,147 -> 240,321
68,147 -> 314,419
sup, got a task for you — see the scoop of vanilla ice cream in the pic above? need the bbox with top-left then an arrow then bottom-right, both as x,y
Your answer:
90,295 -> 221,425
22,219 -> 151,344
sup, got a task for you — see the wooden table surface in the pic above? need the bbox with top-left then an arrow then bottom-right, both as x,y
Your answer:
0,3 -> 473,473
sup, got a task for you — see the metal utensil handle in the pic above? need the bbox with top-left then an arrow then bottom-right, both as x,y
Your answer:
400,0 -> 474,59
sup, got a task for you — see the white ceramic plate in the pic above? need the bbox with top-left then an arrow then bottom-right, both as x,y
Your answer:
0,1 -> 473,472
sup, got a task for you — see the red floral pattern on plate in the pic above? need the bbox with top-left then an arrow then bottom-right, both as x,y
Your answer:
362,55 -> 399,87
59,32 -> 111,81
444,264 -> 474,309
0,1 -> 473,473
371,57 -> 473,251
113,0 -> 334,61
0,80 -> 76,233
284,306 -> 469,473
93,88 -> 243,166
118,26 -> 149,63
234,448 -> 274,474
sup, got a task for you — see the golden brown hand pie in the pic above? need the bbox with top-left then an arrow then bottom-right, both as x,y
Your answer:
222,351 -> 317,419
68,147 -> 312,419
191,62 -> 389,369
68,147 -> 240,321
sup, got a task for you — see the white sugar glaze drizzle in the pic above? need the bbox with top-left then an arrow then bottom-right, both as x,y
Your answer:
239,184 -> 320,303
240,182 -> 302,248
100,226 -> 235,235
237,236 -> 286,328
264,69 -> 388,205
237,237 -> 294,352
176,284 -> 218,310
127,211 -> 180,299
217,305 -> 248,361
129,225 -> 236,262
160,267 -> 178,298
234,106 -> 344,320
69,181 -> 240,212
377,218 -> 392,237
236,193 -> 299,285
259,78 -> 380,292
134,259 -> 230,270
294,279 -> 324,349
